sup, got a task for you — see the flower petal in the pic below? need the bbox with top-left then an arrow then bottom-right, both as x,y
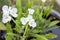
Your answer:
2,5 -> 8,10
28,8 -> 34,14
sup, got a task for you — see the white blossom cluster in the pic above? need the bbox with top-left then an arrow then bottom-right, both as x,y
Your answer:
2,5 -> 18,23
20,8 -> 36,28
2,5 -> 36,28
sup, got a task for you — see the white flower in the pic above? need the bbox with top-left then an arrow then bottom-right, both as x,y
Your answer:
2,18 -> 8,23
2,5 -> 10,14
28,19 -> 36,28
28,8 -> 34,14
9,8 -> 18,18
42,0 -> 46,2
2,14 -> 12,23
2,5 -> 18,23
20,17 -> 28,25
11,7 -> 17,13
27,14 -> 33,21
2,5 -> 18,18
2,5 -> 8,11
10,12 -> 18,18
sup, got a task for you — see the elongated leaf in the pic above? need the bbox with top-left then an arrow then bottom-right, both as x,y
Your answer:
44,19 -> 51,28
32,34 -> 48,40
16,0 -> 22,24
0,22 -> 6,30
44,6 -> 49,17
45,26 -> 58,32
34,6 -> 44,27
27,0 -> 34,8
31,29 -> 43,33
6,35 -> 13,40
44,6 -> 53,18
6,23 -> 12,33
46,6 -> 53,18
45,33 -> 57,39
48,21 -> 59,27
16,0 -> 22,32
7,33 -> 17,36
36,36 -> 48,40
6,33 -> 18,40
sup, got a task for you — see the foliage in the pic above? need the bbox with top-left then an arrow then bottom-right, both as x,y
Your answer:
0,22 -> 6,30
0,0 -> 60,40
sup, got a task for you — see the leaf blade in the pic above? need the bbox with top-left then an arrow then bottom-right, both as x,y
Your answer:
48,21 -> 59,27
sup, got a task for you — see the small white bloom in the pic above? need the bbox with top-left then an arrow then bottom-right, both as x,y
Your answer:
42,0 -> 46,2
2,14 -> 12,23
2,14 -> 9,18
2,5 -> 8,11
10,12 -> 18,18
2,5 -> 10,14
9,8 -> 18,18
27,14 -> 33,21
2,5 -> 18,18
28,8 -> 34,14
11,8 -> 17,13
2,18 -> 8,23
2,11 -> 10,15
28,19 -> 36,28
20,17 -> 28,25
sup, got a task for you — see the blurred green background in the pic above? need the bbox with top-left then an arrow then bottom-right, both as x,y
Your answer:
0,0 -> 60,12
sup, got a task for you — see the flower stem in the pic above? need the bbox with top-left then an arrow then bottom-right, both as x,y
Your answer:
41,2 -> 44,14
23,24 -> 28,40
12,18 -> 20,27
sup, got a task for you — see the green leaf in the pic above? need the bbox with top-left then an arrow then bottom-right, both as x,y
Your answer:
44,6 -> 49,17
31,29 -> 43,33
7,33 -> 17,36
44,6 -> 53,18
6,23 -> 12,33
6,33 -> 18,40
48,21 -> 59,27
44,19 -> 51,28
0,22 -> 6,30
46,6 -> 53,18
16,0 -> 22,24
45,33 -> 57,39
32,34 -> 48,40
45,26 -> 58,32
36,36 -> 48,40
27,0 -> 34,8
34,6 -> 44,26
16,0 -> 22,33
6,35 -> 13,40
